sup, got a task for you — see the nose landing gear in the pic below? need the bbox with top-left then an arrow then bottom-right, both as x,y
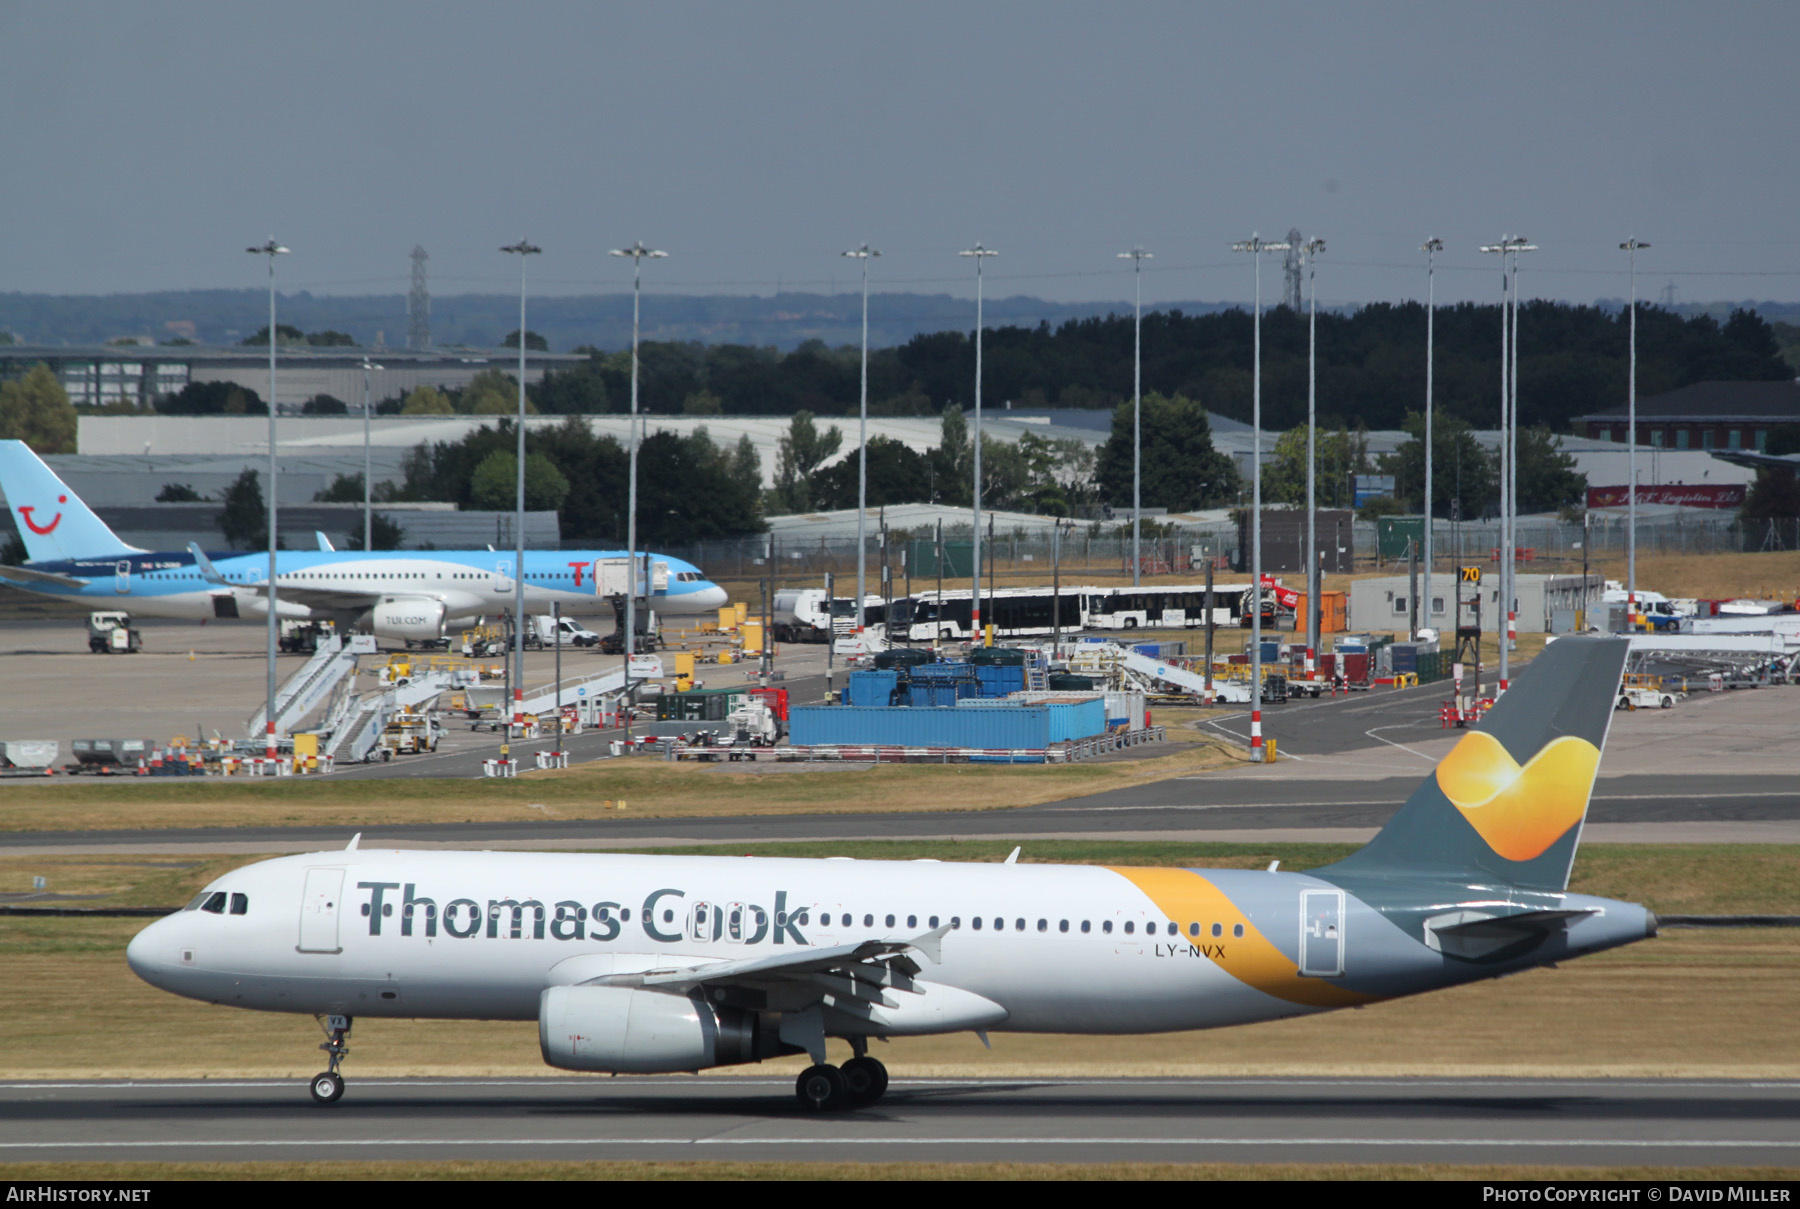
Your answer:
310,1014 -> 352,1105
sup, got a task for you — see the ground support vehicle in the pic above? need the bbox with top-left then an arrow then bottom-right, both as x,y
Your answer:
1616,683 -> 1678,711
87,611 -> 141,653
279,620 -> 338,654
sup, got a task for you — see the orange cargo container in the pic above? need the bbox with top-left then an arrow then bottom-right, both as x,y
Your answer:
1291,591 -> 1348,633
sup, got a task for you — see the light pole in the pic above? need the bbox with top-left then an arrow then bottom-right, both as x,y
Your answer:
360,357 -> 383,552
958,244 -> 997,644
1232,233 -> 1290,761
1478,235 -> 1534,693
246,237 -> 287,761
1301,236 -> 1325,677
1118,247 -> 1152,587
1422,237 -> 1443,642
500,240 -> 540,736
843,243 -> 880,631
1621,238 -> 1650,618
610,240 -> 668,732
1506,238 -> 1534,684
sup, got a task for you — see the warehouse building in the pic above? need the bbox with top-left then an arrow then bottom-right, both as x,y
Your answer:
0,344 -> 583,411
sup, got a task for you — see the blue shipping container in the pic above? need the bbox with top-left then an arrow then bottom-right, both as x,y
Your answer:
1045,698 -> 1107,743
974,664 -> 1026,697
846,669 -> 899,708
910,662 -> 975,681
790,705 -> 1058,748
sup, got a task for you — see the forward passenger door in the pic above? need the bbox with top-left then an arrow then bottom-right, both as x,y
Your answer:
298,868 -> 345,954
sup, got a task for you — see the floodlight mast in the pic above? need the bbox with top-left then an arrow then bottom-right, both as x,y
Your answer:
1477,236 -> 1535,694
843,244 -> 881,632
1232,233 -> 1290,761
1118,247 -> 1152,588
1422,238 -> 1443,649
246,237 -> 288,762
500,240 -> 541,735
1301,236 -> 1325,677
1506,238 -> 1534,687
959,244 -> 998,643
361,357 -> 383,553
1620,239 -> 1650,617
609,241 -> 668,740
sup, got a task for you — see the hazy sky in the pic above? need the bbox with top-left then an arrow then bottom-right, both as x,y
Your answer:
3,1 -> 1797,309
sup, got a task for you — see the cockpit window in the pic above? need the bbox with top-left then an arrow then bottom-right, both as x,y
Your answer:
184,892 -> 211,912
230,892 -> 249,916
200,891 -> 227,915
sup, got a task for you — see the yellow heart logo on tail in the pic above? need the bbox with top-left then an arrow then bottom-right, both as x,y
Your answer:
1434,731 -> 1601,862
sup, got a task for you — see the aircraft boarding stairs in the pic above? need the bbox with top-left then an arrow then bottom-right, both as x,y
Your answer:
460,656 -> 666,732
324,671 -> 458,763
244,634 -> 379,742
1068,644 -> 1254,704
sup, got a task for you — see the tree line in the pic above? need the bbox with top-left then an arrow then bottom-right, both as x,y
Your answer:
519,302 -> 1794,433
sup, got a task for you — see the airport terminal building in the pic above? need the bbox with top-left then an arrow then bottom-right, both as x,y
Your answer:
0,344 -> 583,411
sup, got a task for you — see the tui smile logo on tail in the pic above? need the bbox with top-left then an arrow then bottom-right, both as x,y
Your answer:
1435,731 -> 1601,861
18,496 -> 65,535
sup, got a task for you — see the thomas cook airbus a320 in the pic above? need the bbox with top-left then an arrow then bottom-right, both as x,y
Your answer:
127,637 -> 1652,1111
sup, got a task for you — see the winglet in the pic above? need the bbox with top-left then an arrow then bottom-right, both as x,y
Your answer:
1003,846 -> 1021,865
316,531 -> 335,552
187,542 -> 228,586
345,832 -> 361,851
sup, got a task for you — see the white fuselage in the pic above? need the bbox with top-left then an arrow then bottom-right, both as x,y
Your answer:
126,849 -> 1647,1044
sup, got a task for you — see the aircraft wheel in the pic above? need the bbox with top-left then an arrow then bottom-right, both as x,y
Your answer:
309,1071 -> 344,1105
840,1056 -> 888,1106
795,1063 -> 846,1112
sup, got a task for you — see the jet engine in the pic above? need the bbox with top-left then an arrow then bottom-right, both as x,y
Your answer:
370,597 -> 447,643
539,985 -> 779,1073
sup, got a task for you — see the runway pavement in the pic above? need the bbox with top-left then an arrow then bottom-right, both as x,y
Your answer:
3,1076 -> 1795,1167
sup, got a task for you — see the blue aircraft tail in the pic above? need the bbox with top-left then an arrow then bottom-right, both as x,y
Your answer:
0,440 -> 142,562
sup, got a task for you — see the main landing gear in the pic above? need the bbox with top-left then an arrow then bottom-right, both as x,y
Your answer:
310,1015 -> 352,1105
795,1039 -> 888,1111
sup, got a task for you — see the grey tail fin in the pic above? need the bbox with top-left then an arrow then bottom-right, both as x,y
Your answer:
1316,636 -> 1629,892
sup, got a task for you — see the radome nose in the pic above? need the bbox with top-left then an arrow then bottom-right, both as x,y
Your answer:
698,585 -> 727,610
126,918 -> 173,986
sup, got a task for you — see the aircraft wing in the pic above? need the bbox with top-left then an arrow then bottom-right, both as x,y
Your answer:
0,564 -> 90,588
590,927 -> 949,994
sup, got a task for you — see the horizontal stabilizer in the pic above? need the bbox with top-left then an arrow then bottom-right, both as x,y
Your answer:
0,564 -> 90,588
1424,907 -> 1600,961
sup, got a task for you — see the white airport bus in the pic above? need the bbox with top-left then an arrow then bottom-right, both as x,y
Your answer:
1084,583 -> 1247,630
900,587 -> 1088,641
